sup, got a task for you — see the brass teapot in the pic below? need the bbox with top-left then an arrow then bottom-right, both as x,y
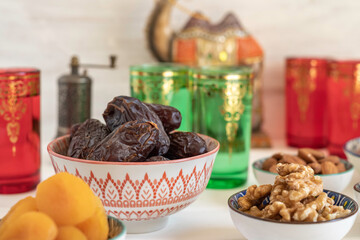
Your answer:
146,0 -> 269,147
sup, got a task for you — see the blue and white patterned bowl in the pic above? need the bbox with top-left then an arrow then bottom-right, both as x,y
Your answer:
344,137 -> 360,175
228,189 -> 358,240
253,158 -> 354,192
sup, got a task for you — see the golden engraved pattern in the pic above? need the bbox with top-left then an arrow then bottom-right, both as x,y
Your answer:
0,81 -> 27,155
0,77 -> 39,156
222,81 -> 247,157
331,64 -> 360,129
291,64 -> 317,122
142,78 -> 174,105
351,65 -> 360,129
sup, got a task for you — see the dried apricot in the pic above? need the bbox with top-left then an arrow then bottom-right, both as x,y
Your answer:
56,226 -> 87,240
36,172 -> 97,225
0,211 -> 57,240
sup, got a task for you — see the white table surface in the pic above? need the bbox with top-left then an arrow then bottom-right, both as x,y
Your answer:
1,143 -> 359,240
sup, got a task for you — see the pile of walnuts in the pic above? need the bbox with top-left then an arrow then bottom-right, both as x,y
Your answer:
238,163 -> 350,222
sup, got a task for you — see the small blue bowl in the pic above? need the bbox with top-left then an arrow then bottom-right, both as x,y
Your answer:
228,189 -> 358,240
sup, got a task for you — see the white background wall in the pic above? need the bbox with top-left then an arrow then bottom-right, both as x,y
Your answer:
1,0 -> 360,146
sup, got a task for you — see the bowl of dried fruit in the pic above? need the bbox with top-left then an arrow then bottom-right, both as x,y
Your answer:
229,163 -> 358,240
252,148 -> 354,192
47,96 -> 220,234
343,137 -> 360,175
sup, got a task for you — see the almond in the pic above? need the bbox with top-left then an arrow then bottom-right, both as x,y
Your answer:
298,149 -> 317,163
262,158 -> 278,171
269,164 -> 278,173
272,152 -> 284,160
299,148 -> 325,160
321,161 -> 338,174
308,162 -> 322,174
318,156 -> 340,164
336,162 -> 346,173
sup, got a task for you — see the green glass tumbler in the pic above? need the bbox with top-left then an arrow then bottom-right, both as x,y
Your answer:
192,66 -> 253,189
130,63 -> 192,131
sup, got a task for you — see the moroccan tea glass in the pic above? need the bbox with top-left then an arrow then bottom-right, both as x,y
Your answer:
192,66 -> 253,189
328,60 -> 360,158
0,68 -> 40,194
130,63 -> 192,131
285,58 -> 329,148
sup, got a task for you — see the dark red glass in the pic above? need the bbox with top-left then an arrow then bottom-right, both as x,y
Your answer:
286,58 -> 328,148
0,68 -> 40,193
328,61 -> 360,158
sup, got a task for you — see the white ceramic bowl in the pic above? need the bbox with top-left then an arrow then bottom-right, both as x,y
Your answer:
253,158 -> 354,192
228,189 -> 358,240
47,134 -> 219,234
344,137 -> 360,175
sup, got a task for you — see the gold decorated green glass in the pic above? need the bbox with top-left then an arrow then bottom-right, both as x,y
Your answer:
130,63 -> 191,131
192,66 -> 253,189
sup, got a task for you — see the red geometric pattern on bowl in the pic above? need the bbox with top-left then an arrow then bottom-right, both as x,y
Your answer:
48,135 -> 219,222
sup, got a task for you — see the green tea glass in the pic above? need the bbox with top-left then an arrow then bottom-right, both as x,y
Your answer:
192,66 -> 253,189
130,63 -> 192,131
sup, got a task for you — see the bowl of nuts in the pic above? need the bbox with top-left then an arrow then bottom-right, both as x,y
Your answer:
252,148 -> 354,192
47,96 -> 220,233
229,163 -> 358,240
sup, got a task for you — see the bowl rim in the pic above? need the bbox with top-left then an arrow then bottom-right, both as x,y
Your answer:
47,134 -> 220,165
343,137 -> 360,158
252,157 -> 354,177
108,216 -> 126,240
228,189 -> 359,225
354,182 -> 360,193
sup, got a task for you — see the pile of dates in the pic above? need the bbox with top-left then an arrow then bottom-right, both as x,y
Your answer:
67,96 -> 207,162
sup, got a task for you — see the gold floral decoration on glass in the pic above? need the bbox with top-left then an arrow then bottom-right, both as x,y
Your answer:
222,79 -> 247,158
0,80 -> 28,156
291,61 -> 317,122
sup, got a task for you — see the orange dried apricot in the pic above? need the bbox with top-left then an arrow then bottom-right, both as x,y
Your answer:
36,172 -> 97,225
77,197 -> 109,240
0,211 -> 57,240
0,196 -> 38,237
56,226 -> 87,240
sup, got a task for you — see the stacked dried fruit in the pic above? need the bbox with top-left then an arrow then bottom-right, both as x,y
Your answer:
262,148 -> 346,174
67,96 -> 207,162
239,163 -> 351,222
0,172 -> 109,240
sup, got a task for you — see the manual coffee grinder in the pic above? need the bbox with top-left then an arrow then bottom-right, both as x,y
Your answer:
56,55 -> 116,137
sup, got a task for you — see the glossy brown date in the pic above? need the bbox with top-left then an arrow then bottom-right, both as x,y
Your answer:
144,103 -> 182,133
145,156 -> 169,162
87,121 -> 160,162
166,132 -> 207,159
102,96 -> 170,155
67,119 -> 110,159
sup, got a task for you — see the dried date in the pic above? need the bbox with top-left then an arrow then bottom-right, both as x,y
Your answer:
67,119 -> 110,159
102,96 -> 170,155
87,121 -> 159,162
166,132 -> 207,159
144,103 -> 182,133
145,156 -> 169,162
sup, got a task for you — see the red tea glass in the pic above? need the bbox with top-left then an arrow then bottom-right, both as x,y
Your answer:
286,58 -> 328,148
328,61 -> 360,158
0,68 -> 40,193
